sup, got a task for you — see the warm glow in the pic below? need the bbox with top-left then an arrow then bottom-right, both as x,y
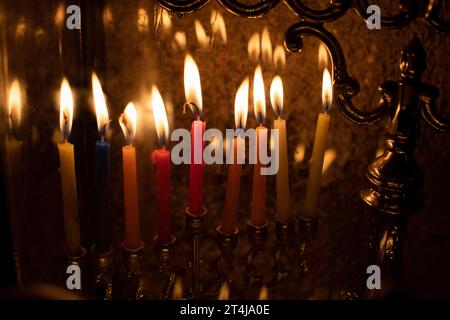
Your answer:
318,42 -> 329,70
119,102 -> 137,144
184,54 -> 203,116
172,278 -> 183,300
194,19 -> 210,49
91,72 -> 109,137
15,17 -> 26,39
294,143 -> 306,163
161,8 -> 172,34
253,65 -> 266,124
248,32 -> 260,62
270,76 -> 283,117
151,86 -> 169,147
137,8 -> 149,33
322,148 -> 337,174
218,283 -> 229,300
59,78 -> 74,141
261,27 -> 272,65
210,10 -> 227,44
322,68 -> 333,112
8,78 -> 22,131
273,44 -> 286,69
259,286 -> 268,300
234,77 -> 249,129
55,3 -> 65,29
173,31 -> 187,50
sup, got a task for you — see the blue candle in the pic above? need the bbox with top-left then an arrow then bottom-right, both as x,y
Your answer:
92,72 -> 112,253
95,140 -> 111,253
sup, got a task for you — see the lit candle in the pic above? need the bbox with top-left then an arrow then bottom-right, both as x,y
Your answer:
270,76 -> 291,223
250,66 -> 268,227
303,68 -> 332,218
92,72 -> 112,253
222,78 -> 249,234
5,79 -> 24,253
57,78 -> 81,256
119,102 -> 141,249
184,54 -> 206,216
150,86 -> 172,244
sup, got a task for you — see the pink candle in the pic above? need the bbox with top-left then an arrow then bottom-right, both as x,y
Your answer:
151,86 -> 172,244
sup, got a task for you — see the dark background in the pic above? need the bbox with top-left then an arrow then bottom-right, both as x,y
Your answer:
0,0 -> 449,299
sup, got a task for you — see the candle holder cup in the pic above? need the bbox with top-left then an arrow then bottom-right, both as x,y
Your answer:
154,235 -> 176,300
273,220 -> 297,281
90,245 -> 114,300
298,215 -> 319,276
245,220 -> 271,293
215,225 -> 239,290
185,206 -> 207,299
66,246 -> 87,293
121,241 -> 144,300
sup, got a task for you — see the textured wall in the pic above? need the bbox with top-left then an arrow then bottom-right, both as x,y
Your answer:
1,0 -> 449,298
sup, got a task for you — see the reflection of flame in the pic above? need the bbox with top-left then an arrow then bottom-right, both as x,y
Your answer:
15,16 -> 26,39
270,76 -> 283,117
119,102 -> 137,144
273,44 -> 286,69
151,86 -> 169,147
173,31 -> 187,50
234,77 -> 249,129
318,43 -> 329,70
91,72 -> 109,137
261,27 -> 272,65
294,143 -> 305,163
184,54 -> 203,116
55,4 -> 65,29
376,147 -> 384,158
103,5 -> 114,31
253,65 -> 265,124
137,8 -> 149,33
248,32 -> 260,62
8,79 -> 22,131
322,148 -> 336,174
322,68 -> 333,112
218,283 -> 229,300
210,10 -> 227,45
172,278 -> 183,300
154,7 -> 172,34
194,19 -> 210,49
259,286 -> 268,300
59,78 -> 74,141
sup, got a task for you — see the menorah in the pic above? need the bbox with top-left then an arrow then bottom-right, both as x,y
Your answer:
1,0 -> 449,300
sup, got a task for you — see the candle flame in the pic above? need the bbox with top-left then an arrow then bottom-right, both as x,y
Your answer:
318,43 -> 329,70
259,286 -> 268,300
194,19 -> 210,49
322,68 -> 333,112
248,32 -> 260,62
119,102 -> 137,145
261,27 -> 272,65
91,72 -> 109,138
59,78 -> 74,141
270,76 -> 283,117
151,86 -> 169,147
210,10 -> 227,45
273,44 -> 286,69
218,282 -> 229,300
253,65 -> 265,124
184,54 -> 203,118
234,77 -> 249,129
173,31 -> 187,51
8,78 -> 22,131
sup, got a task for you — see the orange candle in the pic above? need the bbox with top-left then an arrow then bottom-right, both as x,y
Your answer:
250,66 -> 267,227
119,102 -> 141,249
222,78 -> 249,234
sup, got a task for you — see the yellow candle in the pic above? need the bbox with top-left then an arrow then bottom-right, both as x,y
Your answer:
57,142 -> 81,256
304,69 -> 332,218
58,78 -> 81,256
270,76 -> 290,222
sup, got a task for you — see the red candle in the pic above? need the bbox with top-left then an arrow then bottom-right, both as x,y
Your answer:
119,102 -> 141,249
250,66 -> 267,227
184,54 -> 206,215
189,119 -> 205,215
222,78 -> 249,234
151,86 -> 172,244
